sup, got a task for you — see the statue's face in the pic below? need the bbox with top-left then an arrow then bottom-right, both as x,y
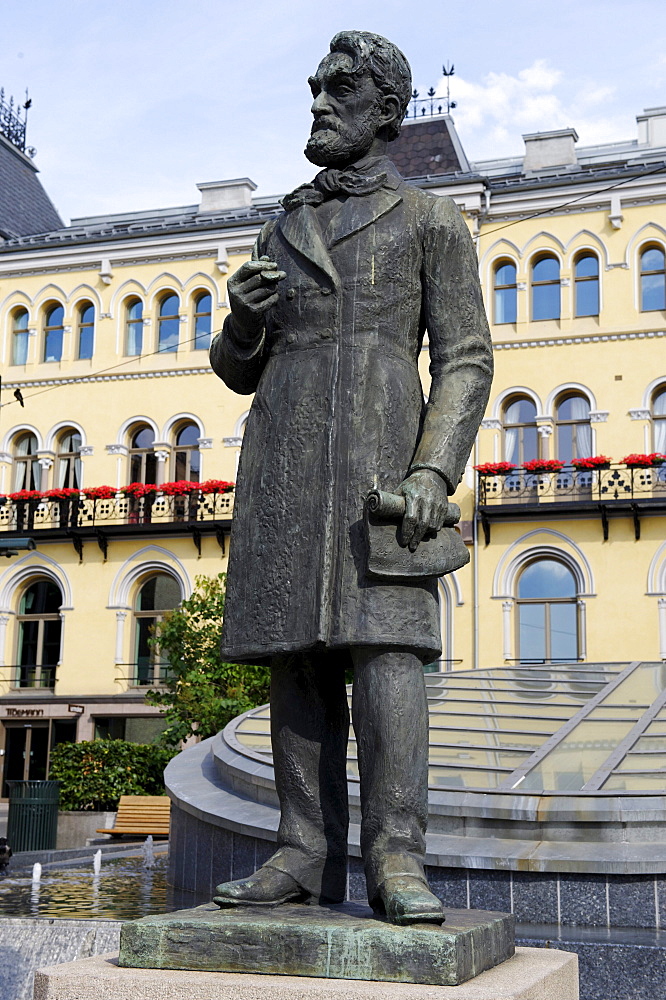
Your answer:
306,51 -> 384,167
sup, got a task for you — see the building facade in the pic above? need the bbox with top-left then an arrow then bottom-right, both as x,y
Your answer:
0,92 -> 665,793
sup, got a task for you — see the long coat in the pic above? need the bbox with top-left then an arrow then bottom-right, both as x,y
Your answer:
210,158 -> 493,664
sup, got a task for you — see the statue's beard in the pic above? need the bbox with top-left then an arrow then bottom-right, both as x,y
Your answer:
305,105 -> 383,167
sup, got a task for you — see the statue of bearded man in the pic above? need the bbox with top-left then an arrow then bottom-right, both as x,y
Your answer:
210,30 -> 493,925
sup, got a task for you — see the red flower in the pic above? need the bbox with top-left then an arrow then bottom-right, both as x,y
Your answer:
83,485 -> 117,500
200,479 -> 235,494
571,455 -> 612,470
158,480 -> 202,496
522,459 -> 565,473
43,488 -> 81,500
9,489 -> 43,501
474,462 -> 517,474
121,482 -> 158,498
622,453 -> 666,468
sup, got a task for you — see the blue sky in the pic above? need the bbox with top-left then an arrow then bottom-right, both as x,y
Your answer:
2,0 -> 666,221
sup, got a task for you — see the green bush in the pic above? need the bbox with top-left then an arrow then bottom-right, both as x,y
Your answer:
49,739 -> 175,812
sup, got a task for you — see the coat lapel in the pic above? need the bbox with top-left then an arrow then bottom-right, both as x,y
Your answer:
278,205 -> 340,290
325,184 -> 403,248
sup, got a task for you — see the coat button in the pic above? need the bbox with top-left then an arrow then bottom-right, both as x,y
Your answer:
286,333 -> 296,344
286,288 -> 296,300
320,287 -> 332,296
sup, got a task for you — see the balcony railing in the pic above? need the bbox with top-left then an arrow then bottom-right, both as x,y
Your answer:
116,662 -> 172,688
0,665 -> 57,689
476,463 -> 666,542
478,463 -> 666,506
0,490 -> 234,533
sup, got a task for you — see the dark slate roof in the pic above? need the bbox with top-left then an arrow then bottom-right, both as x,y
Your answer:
388,115 -> 470,178
0,135 -> 63,239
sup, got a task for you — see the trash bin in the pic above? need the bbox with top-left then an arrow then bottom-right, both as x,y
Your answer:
7,779 -> 60,853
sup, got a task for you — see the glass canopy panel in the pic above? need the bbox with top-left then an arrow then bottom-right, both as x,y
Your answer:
517,719 -> 637,792
428,767 -> 508,790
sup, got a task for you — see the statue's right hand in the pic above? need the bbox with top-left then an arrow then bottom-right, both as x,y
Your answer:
227,257 -> 286,341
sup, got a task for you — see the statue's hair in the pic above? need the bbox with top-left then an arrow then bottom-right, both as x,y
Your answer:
328,31 -> 412,141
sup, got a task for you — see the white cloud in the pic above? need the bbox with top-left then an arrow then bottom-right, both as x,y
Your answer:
417,60 -> 631,161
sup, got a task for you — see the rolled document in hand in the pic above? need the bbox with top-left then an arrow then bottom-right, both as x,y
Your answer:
365,489 -> 461,527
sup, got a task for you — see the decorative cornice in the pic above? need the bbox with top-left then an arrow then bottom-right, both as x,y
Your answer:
494,330 -> 666,350
1,367 -> 213,391
589,410 -> 609,423
79,445 -> 94,456
106,444 -> 128,456
197,437 -> 213,449
480,419 -> 501,431
629,408 -> 651,420
223,436 -> 243,448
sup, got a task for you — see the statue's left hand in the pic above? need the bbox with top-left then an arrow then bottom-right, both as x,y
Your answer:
396,470 -> 449,552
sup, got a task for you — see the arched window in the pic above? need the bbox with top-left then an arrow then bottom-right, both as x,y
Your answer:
77,302 -> 95,359
56,429 -> 82,489
555,395 -> 592,462
531,256 -> 560,321
133,573 -> 182,685
128,425 -> 156,484
516,559 -> 578,664
653,387 -> 666,454
503,397 -> 538,466
13,432 -> 41,491
193,292 -> 212,350
43,303 -> 64,362
172,423 -> 201,482
640,246 -> 666,311
126,298 -> 143,356
11,309 -> 29,366
574,254 -> 599,317
16,579 -> 62,688
493,262 -> 517,325
158,293 -> 180,353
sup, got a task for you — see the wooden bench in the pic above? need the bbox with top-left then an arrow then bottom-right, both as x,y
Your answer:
96,795 -> 170,838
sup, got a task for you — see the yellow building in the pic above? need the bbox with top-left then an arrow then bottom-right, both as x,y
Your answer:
0,89 -> 665,793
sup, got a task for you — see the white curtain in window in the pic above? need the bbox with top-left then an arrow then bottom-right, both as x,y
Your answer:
570,396 -> 592,455
654,393 -> 666,453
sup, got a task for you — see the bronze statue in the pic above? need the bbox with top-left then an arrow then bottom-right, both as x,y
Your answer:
210,30 -> 492,925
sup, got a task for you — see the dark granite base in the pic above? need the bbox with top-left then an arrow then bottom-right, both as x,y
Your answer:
119,902 -> 515,987
518,924 -> 666,1000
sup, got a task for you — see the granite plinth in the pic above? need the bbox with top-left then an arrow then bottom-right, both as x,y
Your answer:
34,948 -> 579,1000
118,902 -> 515,987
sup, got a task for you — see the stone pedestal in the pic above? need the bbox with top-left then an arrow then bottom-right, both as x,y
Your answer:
33,949 -> 579,1000
118,903 -> 514,987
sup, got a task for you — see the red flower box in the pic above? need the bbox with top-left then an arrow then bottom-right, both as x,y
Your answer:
622,453 -> 666,468
200,479 -> 235,494
43,488 -> 82,501
474,462 -> 517,475
121,482 -> 158,499
571,456 -> 612,470
158,480 -> 202,497
83,485 -> 117,500
9,489 -> 43,502
522,459 -> 565,473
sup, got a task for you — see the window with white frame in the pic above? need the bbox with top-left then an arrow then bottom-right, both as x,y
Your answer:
531,255 -> 560,321
16,579 -> 62,689
574,254 -> 599,317
43,303 -> 64,362
555,395 -> 592,462
133,573 -> 182,685
493,261 -> 517,324
11,308 -> 29,365
640,246 -> 666,312
516,559 -> 579,664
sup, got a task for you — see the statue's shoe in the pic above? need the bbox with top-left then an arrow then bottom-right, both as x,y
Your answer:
213,865 -> 310,908
372,874 -> 445,926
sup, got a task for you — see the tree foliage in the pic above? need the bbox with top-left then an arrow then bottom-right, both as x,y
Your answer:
145,573 -> 270,747
49,740 -> 173,811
